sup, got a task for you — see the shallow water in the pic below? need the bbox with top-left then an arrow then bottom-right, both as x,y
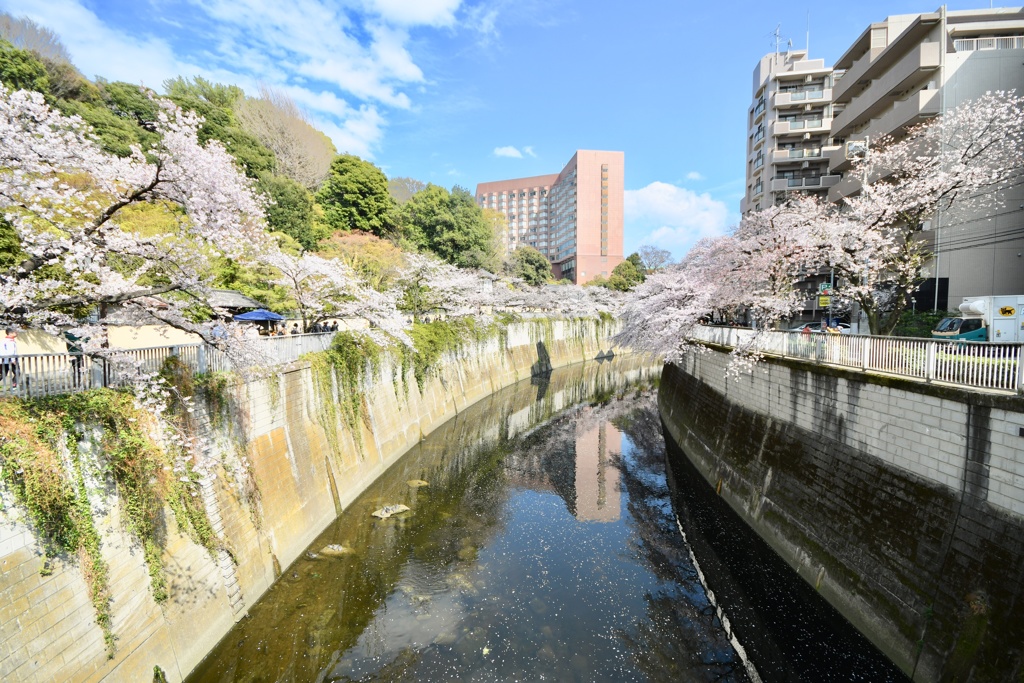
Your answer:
186,358 -> 903,682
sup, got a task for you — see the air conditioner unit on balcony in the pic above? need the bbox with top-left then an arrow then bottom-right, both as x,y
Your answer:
805,75 -> 813,83
802,161 -> 810,169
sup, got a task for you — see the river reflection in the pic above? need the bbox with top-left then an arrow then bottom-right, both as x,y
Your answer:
186,357 -> 748,682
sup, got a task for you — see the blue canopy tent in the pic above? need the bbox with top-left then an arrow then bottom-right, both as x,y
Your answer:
233,309 -> 284,322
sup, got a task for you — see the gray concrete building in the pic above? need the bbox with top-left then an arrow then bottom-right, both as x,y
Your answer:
744,7 -> 1024,312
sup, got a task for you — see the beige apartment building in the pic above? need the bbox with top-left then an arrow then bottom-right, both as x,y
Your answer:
743,50 -> 838,214
744,7 -> 1024,311
476,150 -> 625,284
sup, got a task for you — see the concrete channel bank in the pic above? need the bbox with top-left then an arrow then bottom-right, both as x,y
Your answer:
0,318 -> 624,682
659,347 -> 1024,682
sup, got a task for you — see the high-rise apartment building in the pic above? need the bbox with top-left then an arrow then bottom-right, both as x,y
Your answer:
742,50 -> 838,214
828,7 -> 1024,306
743,7 -> 1024,310
476,150 -> 624,284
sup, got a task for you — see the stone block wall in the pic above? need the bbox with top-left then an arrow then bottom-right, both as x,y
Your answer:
0,318 -> 622,682
659,349 -> 1024,682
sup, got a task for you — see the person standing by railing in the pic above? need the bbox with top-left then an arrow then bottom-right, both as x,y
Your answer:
1,328 -> 19,391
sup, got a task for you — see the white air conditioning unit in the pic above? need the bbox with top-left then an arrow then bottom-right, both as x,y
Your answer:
805,75 -> 813,83
802,161 -> 810,169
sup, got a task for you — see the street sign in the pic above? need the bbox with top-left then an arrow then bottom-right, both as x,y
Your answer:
818,296 -> 831,307
818,282 -> 833,296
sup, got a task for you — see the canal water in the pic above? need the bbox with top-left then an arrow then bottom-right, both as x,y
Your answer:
187,358 -> 906,682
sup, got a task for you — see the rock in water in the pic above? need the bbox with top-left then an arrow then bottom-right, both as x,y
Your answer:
372,504 -> 411,519
319,544 -> 355,556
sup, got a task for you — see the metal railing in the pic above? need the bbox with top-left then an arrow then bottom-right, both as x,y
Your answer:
688,326 -> 1024,394
953,36 -> 1024,52
0,332 -> 339,400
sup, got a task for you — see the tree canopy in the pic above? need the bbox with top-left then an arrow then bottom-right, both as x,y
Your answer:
258,173 -> 322,250
234,85 -> 336,189
398,184 -> 500,271
507,246 -> 552,286
316,154 -> 396,237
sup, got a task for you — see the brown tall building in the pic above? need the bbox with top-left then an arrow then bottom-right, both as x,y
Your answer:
476,150 -> 624,284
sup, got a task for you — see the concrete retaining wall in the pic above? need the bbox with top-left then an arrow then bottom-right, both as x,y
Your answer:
0,318 -> 622,682
659,349 -> 1024,682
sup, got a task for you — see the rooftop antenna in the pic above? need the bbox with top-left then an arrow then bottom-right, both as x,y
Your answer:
807,11 -> 811,54
773,24 -> 783,56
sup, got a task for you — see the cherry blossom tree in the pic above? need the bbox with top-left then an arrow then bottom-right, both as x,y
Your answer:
265,250 -> 408,342
0,85 -> 268,355
530,282 -> 625,318
615,265 -> 716,365
395,253 -> 499,320
619,91 -> 1024,370
820,90 -> 1024,335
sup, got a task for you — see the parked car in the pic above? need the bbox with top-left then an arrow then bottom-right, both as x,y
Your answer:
788,322 -> 850,334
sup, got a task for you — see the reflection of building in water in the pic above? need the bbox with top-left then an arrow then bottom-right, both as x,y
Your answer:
505,413 -> 621,522
575,421 -> 621,522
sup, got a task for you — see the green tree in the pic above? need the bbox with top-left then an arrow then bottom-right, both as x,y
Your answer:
56,98 -> 158,156
627,252 -> 645,273
0,218 -> 23,270
316,154 -> 396,237
211,257 -> 291,313
163,76 -> 243,110
40,56 -> 99,102
100,80 -> 160,126
398,184 -> 500,271
165,84 -> 275,178
507,246 -> 552,285
258,174 -> 323,250
0,39 -> 49,93
604,255 -> 645,292
398,183 -> 449,250
317,232 -> 405,291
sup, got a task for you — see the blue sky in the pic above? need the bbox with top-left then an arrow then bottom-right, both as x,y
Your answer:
1,0 -> 1001,259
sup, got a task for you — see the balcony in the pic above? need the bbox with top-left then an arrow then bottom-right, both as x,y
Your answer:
826,145 -> 855,174
773,88 -> 832,107
752,98 -> 766,119
770,175 -> 841,192
867,89 -> 940,139
771,147 -> 823,164
833,47 -> 884,103
831,42 -> 941,138
772,118 -> 832,136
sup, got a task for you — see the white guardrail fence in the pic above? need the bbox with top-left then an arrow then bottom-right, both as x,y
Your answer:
3,326 -> 1022,399
690,326 -> 1024,395
0,332 -> 338,400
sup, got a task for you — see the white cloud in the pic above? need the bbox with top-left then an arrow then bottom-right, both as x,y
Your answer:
523,146 -> 537,157
312,105 -> 386,158
685,171 -> 704,181
2,0 -> 463,157
2,0 -> 202,87
494,146 -> 524,158
625,181 -> 731,257
364,0 -> 462,26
